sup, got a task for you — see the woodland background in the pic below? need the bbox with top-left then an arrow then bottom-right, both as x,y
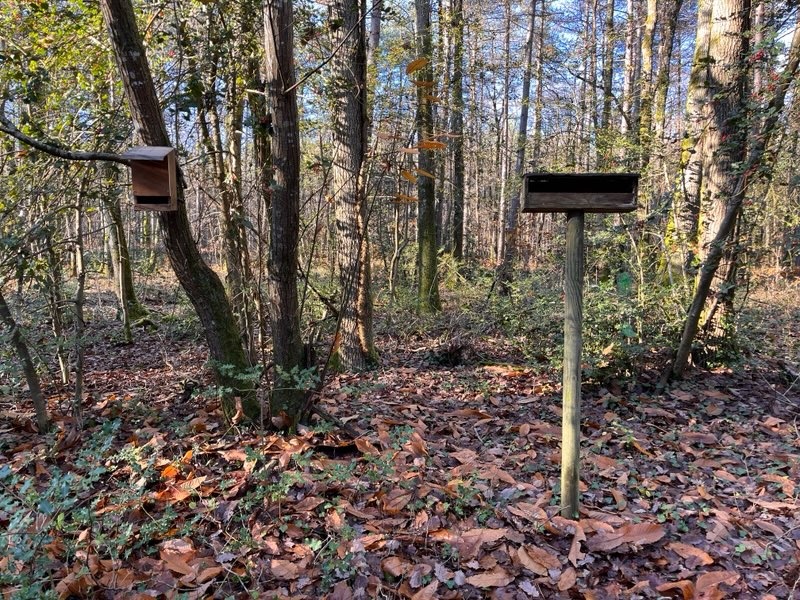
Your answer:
0,0 -> 799,598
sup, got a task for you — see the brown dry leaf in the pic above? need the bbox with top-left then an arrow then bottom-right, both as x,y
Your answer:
354,438 -> 379,455
568,522 -> 587,566
196,566 -> 224,584
748,498 -> 798,511
162,554 -> 194,576
450,448 -> 478,464
465,566 -> 514,588
98,568 -> 136,589
681,432 -> 718,445
381,487 -> 413,514
382,556 -> 413,577
695,571 -> 740,595
160,538 -> 195,561
668,542 -> 714,566
270,558 -> 300,580
181,449 -> 193,463
406,57 -> 429,74
406,432 -> 428,457
457,528 -> 507,559
327,581 -> 353,600
753,519 -> 784,536
557,567 -> 577,592
587,522 -> 665,552
517,545 -> 561,576
411,580 -> 439,600
656,580 -> 695,600
418,139 -> 447,150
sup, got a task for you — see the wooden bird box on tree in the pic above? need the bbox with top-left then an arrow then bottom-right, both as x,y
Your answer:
523,173 -> 638,213
122,146 -> 177,211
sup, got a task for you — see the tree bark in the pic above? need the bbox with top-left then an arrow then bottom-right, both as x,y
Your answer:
331,0 -> 375,370
415,0 -> 441,313
451,0 -> 465,260
499,0 -> 537,293
671,3 -> 800,378
264,0 -> 305,421
0,288 -> 50,432
670,0 -> 712,272
98,0 -> 256,419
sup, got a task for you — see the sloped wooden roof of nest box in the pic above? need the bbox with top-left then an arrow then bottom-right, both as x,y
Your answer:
122,146 -> 178,211
522,172 -> 639,213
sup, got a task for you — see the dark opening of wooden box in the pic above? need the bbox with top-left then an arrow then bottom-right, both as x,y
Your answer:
523,172 -> 639,213
122,146 -> 178,211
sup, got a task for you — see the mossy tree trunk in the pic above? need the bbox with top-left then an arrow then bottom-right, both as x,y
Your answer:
415,0 -> 441,313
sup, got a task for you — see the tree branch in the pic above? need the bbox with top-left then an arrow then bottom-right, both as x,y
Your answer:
0,114 -> 130,165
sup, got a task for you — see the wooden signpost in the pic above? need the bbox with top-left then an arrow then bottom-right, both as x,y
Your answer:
522,172 -> 638,518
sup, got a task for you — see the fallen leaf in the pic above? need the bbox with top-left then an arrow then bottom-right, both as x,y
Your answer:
382,556 -> 413,577
668,542 -> 714,566
558,567 -> 577,591
695,570 -> 740,595
516,545 -> 561,576
587,522 -> 665,552
270,558 -> 300,580
656,580 -> 694,600
381,488 -> 413,515
410,580 -> 438,600
465,566 -> 514,588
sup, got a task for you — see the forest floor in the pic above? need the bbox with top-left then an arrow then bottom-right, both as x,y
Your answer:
1,273 -> 799,599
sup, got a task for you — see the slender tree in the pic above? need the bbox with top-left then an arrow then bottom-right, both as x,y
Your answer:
98,0 -> 257,419
263,0 -> 305,421
415,0 -> 441,312
451,0 -> 465,260
331,0 -> 375,369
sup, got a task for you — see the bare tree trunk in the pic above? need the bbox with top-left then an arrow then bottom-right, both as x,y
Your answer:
670,0 -> 712,272
499,0 -> 537,293
637,0 -> 657,175
451,0 -> 465,260
98,0 -> 256,419
599,0 -> 615,167
331,0 -> 375,370
416,0 -> 441,313
0,288 -> 50,432
671,1 -> 800,379
264,0 -> 305,421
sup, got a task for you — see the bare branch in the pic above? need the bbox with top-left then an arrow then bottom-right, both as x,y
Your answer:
0,114 -> 129,166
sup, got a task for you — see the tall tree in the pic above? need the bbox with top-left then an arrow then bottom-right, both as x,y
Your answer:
450,0 -> 465,260
669,0 -> 712,272
98,0 -> 257,419
672,8 -> 800,377
331,0 -> 375,370
415,0 -> 441,312
264,0 -> 305,420
499,0 -> 537,292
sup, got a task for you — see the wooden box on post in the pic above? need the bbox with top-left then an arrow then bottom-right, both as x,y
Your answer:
122,146 -> 178,211
523,172 -> 639,213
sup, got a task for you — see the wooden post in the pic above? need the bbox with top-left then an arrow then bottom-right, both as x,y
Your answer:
522,172 -> 637,519
561,210 -> 584,518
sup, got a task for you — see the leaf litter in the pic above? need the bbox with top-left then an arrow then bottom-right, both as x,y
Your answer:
1,293 -> 799,599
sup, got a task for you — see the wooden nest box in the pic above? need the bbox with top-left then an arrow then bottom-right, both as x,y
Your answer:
122,146 -> 178,211
523,172 -> 639,213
